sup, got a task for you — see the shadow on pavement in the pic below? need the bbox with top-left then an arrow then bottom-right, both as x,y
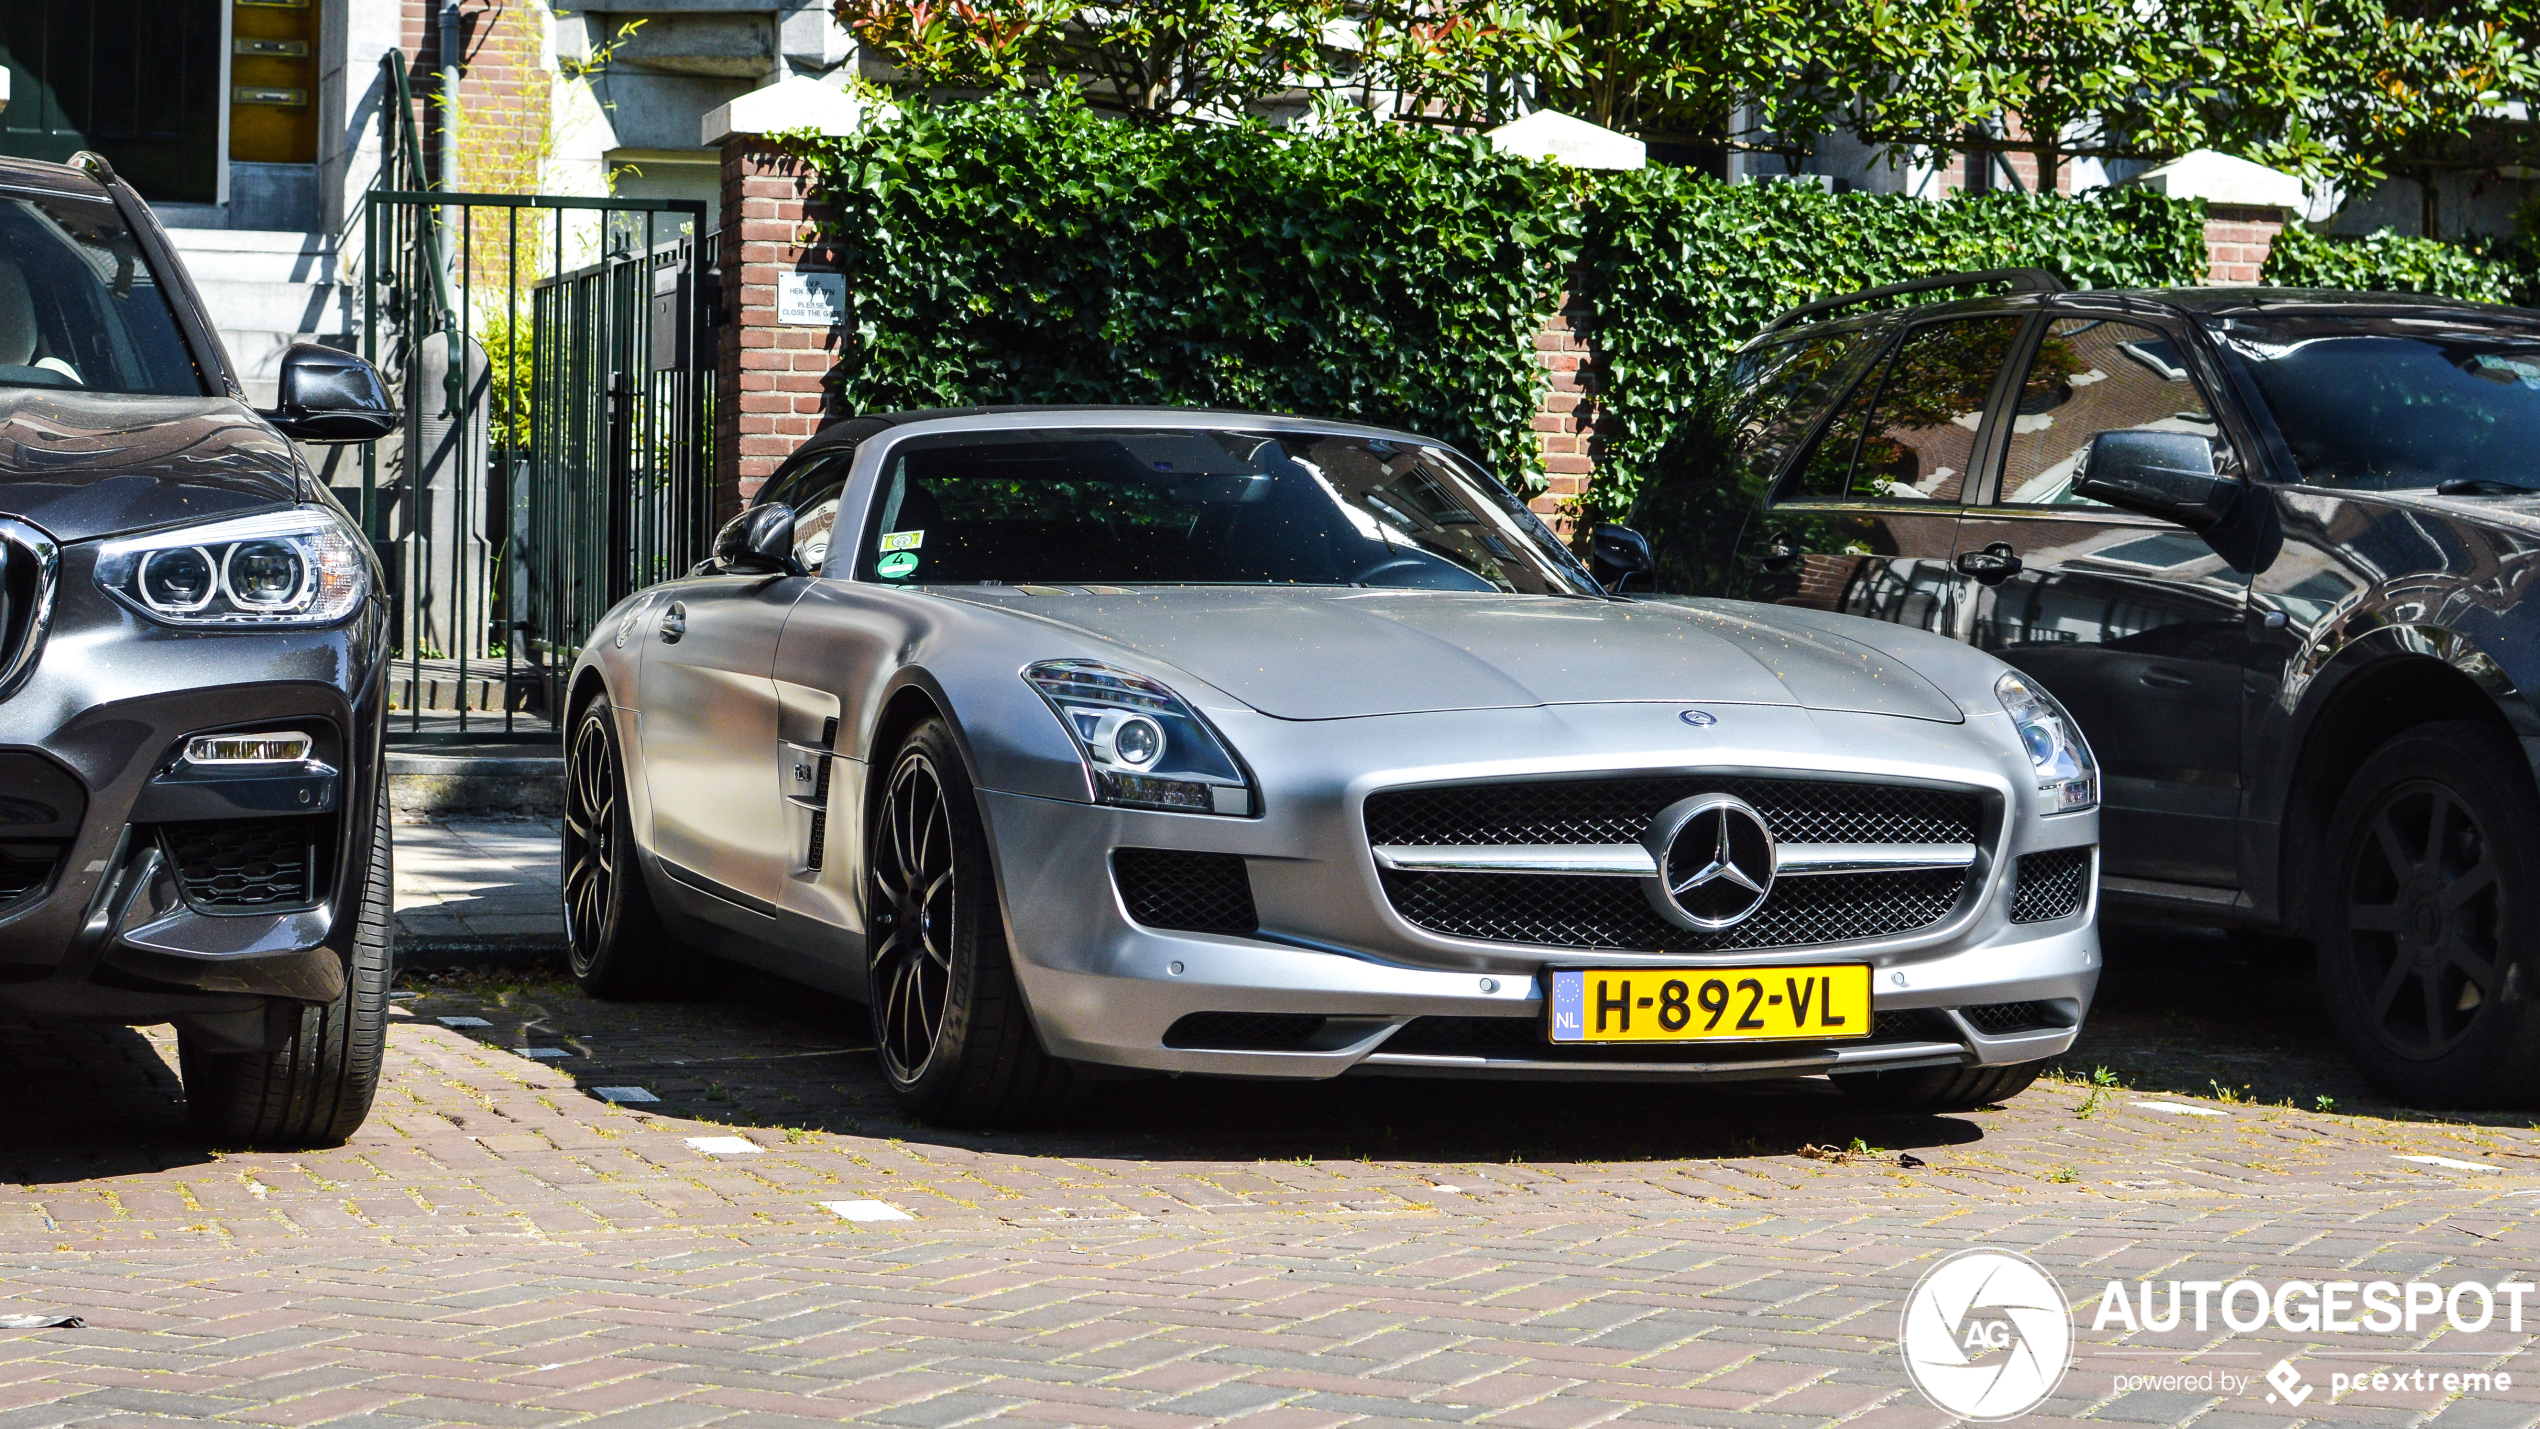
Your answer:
0,1021 -> 213,1182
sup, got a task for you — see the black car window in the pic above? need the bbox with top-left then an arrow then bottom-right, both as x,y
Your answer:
0,186 -> 203,396
854,428 -> 1601,596
1998,318 -> 2222,506
1787,315 -> 2024,504
758,453 -> 853,575
2223,321 -> 2540,492
1726,325 -> 1886,492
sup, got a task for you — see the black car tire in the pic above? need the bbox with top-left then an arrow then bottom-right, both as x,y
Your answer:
868,718 -> 1070,1127
2316,720 -> 2540,1108
1832,1061 -> 2043,1113
564,694 -> 712,999
179,791 -> 391,1149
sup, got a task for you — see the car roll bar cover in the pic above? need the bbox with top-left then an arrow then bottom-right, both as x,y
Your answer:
1761,267 -> 2070,334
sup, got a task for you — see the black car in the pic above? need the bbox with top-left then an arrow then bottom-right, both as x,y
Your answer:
0,154 -> 397,1145
1610,268 -> 2540,1106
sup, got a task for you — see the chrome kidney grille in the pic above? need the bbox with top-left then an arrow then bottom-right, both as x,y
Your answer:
1364,776 -> 1985,951
0,518 -> 60,703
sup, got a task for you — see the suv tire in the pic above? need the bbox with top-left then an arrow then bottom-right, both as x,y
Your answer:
564,694 -> 714,999
868,718 -> 1070,1127
179,792 -> 392,1148
2317,720 -> 2540,1108
1832,1061 -> 2043,1113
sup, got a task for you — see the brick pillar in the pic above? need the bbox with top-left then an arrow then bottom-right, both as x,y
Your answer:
1531,290 -> 1609,535
2204,203 -> 2288,284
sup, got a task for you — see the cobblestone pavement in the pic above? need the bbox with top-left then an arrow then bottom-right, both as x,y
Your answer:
2,929 -> 2538,1428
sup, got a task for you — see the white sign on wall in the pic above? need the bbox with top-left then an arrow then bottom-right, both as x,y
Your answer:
777,271 -> 847,327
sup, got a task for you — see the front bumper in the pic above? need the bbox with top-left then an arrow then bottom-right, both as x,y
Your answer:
980,702 -> 2099,1081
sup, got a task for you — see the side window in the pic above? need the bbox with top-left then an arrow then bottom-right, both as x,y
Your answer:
1998,318 -> 2223,506
757,454 -> 852,575
1783,348 -> 1890,501
1786,315 -> 2026,504
1728,325 -> 1884,491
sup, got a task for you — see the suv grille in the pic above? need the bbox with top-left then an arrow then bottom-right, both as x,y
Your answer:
0,522 -> 56,701
2010,848 -> 2092,923
1367,776 -> 1982,952
1113,849 -> 1257,934
162,816 -> 330,910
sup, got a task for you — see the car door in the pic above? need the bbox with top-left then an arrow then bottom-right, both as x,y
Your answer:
635,529 -> 813,914
762,454 -> 876,945
1741,313 -> 2030,636
1953,314 -> 2250,885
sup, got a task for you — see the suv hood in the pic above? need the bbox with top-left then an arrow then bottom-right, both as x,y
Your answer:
941,586 -> 1964,722
0,389 -> 303,542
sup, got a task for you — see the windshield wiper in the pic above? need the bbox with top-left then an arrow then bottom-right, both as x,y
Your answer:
2434,479 -> 2540,497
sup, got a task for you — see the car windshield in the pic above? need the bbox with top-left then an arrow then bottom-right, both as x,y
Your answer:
850,427 -> 1601,595
2225,318 -> 2540,491
0,185 -> 204,397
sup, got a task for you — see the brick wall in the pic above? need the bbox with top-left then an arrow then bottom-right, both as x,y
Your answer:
1531,294 -> 1609,531
402,0 -> 553,198
715,139 -> 852,521
2204,203 -> 2286,284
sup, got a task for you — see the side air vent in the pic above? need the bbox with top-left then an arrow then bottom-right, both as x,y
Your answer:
2010,848 -> 2093,924
1112,849 -> 1256,934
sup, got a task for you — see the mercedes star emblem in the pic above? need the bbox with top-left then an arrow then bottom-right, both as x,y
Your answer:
1640,793 -> 1778,930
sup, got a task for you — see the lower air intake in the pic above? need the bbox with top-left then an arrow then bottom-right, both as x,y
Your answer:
1113,848 -> 1257,934
2010,848 -> 2093,924
161,816 -> 329,910
1164,1012 -> 1325,1049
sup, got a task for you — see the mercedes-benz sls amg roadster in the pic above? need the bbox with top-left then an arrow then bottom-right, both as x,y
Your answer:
564,407 -> 2101,1126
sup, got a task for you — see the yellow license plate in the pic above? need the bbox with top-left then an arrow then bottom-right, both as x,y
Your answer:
1546,965 -> 1871,1042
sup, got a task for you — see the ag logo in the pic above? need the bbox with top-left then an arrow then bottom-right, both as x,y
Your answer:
1900,1249 -> 2072,1421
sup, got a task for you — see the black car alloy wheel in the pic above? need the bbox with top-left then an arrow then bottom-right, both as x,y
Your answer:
563,709 -> 619,977
872,746 -> 957,1085
2340,776 -> 2506,1059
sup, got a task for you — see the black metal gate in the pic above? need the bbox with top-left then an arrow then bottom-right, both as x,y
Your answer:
358,52 -> 714,742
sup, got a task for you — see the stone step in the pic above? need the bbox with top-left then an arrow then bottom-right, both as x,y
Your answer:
388,746 -> 563,818
163,228 -> 339,285
191,277 -> 351,337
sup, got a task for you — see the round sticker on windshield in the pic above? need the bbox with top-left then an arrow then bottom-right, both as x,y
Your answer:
876,550 -> 919,579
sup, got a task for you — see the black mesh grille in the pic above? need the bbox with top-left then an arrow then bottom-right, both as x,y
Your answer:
1378,1007 -> 1963,1060
161,817 -> 326,910
1961,1000 -> 2056,1035
1366,776 -> 1979,847
1113,849 -> 1257,933
0,847 -> 54,910
805,809 -> 827,872
2010,848 -> 2092,923
1380,866 -> 1966,951
1165,1012 -> 1325,1049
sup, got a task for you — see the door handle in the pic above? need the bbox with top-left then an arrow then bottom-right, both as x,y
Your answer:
1952,542 -> 2024,586
659,602 -> 686,644
2138,668 -> 2196,691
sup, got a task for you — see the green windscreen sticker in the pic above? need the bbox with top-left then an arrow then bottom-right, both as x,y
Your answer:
877,550 -> 920,579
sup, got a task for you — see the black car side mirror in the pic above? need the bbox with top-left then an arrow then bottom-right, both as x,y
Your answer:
1588,523 -> 1656,594
715,503 -> 803,576
260,343 -> 397,443
2073,430 -> 2241,531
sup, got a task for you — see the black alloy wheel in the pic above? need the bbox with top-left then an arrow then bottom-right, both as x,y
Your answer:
562,695 -> 705,998
2319,720 -> 2540,1107
871,743 -> 957,1084
866,718 -> 1070,1126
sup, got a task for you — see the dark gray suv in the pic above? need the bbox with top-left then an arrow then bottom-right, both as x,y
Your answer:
1609,269 -> 2540,1107
0,153 -> 397,1146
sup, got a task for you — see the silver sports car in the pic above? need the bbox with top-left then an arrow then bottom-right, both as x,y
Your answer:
564,407 -> 2100,1125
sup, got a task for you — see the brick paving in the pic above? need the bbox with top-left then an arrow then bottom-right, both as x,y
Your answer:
2,928 -> 2537,1426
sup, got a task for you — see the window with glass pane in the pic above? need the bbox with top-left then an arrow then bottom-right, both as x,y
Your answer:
1999,318 -> 2221,506
1782,345 -> 1891,502
1848,316 -> 2025,503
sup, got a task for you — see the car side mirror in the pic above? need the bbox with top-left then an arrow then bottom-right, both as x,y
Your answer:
260,343 -> 397,443
715,503 -> 802,576
2073,430 -> 2240,531
1588,523 -> 1656,594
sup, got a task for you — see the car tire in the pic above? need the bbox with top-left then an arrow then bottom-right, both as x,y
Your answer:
868,718 -> 1070,1128
563,694 -> 712,1000
1832,1061 -> 2044,1113
2315,720 -> 2540,1108
179,789 -> 392,1149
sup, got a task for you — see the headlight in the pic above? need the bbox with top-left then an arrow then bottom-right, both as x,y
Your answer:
96,508 -> 368,628
1026,659 -> 1256,815
1997,671 -> 2096,813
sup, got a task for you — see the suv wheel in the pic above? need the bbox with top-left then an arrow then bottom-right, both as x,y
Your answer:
868,718 -> 1068,1127
179,791 -> 391,1148
1833,1061 -> 2043,1113
2318,720 -> 2540,1107
564,695 -> 712,999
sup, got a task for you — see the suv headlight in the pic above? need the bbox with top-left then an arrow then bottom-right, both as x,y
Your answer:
96,508 -> 369,628
1026,659 -> 1257,815
1998,672 -> 2096,813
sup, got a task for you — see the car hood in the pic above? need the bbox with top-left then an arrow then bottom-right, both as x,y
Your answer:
0,389 -> 303,542
937,586 -> 1964,722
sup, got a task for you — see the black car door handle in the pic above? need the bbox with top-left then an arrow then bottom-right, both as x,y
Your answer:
659,602 -> 687,643
1953,542 -> 2024,586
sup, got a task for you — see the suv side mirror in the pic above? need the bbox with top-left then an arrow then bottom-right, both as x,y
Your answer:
1588,523 -> 1656,594
715,503 -> 802,576
2073,430 -> 2240,530
261,343 -> 397,443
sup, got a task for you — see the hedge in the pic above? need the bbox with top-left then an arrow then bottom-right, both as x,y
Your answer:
792,98 -> 2211,505
2259,225 -> 2524,305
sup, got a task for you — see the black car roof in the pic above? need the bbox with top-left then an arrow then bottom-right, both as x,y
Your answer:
0,155 -> 112,201
1751,282 -> 2540,350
